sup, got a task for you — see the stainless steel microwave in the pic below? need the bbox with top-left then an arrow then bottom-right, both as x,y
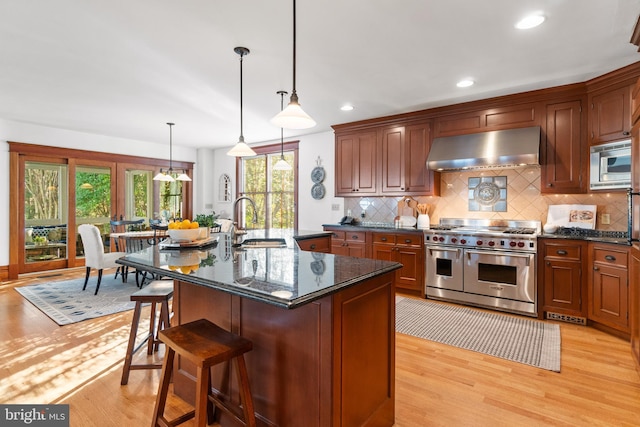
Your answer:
589,140 -> 632,190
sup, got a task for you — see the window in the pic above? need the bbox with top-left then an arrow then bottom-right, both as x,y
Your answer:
238,142 -> 298,230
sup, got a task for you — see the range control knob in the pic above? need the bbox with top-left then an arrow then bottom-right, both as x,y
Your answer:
451,237 -> 458,243
438,237 -> 445,242
509,241 -> 517,247
460,239 -> 467,244
517,241 -> 525,248
476,240 -> 483,246
488,241 -> 495,246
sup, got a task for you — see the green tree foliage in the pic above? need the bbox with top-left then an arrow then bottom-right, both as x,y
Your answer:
24,166 -> 62,220
75,171 -> 111,218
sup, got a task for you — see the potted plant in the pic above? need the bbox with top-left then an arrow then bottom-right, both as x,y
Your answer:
193,212 -> 221,232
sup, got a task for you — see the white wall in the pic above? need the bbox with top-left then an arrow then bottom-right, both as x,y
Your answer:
0,118 -> 198,268
209,131 -> 342,230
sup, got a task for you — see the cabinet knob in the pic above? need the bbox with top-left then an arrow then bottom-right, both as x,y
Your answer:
623,131 -> 630,136
547,183 -> 553,187
381,237 -> 387,242
404,239 -> 412,243
310,244 -> 316,250
594,266 -> 599,271
556,250 -> 567,255
604,255 -> 616,262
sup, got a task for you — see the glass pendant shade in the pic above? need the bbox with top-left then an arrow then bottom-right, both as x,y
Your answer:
176,172 -> 192,181
271,97 -> 316,129
274,156 -> 292,171
227,137 -> 256,157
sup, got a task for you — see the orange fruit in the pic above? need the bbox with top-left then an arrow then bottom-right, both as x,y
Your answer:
180,266 -> 192,274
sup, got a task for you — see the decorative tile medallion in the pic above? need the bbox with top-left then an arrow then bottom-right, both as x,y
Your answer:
468,176 -> 507,212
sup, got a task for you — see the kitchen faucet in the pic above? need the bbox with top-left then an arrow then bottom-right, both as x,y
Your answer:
231,196 -> 258,246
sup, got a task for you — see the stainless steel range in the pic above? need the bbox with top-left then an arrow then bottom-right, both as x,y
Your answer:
424,218 -> 541,317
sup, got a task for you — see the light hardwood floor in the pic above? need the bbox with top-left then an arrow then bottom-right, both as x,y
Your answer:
1,268 -> 639,426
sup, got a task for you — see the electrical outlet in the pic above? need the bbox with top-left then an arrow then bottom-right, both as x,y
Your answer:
601,213 -> 610,225
331,204 -> 340,211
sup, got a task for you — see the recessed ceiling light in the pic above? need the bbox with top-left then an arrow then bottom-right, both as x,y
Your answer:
515,13 -> 545,29
340,104 -> 354,111
456,79 -> 474,88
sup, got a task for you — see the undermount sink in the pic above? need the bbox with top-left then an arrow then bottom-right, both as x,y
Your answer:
236,238 -> 287,249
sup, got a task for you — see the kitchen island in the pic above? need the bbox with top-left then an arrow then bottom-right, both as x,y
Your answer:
117,231 -> 402,426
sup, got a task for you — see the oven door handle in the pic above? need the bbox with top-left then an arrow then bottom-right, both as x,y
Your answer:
465,250 -> 532,266
428,247 -> 462,259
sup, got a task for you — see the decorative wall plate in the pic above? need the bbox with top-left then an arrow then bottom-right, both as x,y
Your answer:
473,182 -> 501,206
311,166 -> 325,183
311,183 -> 325,199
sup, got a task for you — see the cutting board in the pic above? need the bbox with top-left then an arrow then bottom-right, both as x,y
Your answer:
397,196 -> 418,218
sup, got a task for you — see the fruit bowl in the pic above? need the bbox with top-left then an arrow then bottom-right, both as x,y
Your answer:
168,228 -> 201,242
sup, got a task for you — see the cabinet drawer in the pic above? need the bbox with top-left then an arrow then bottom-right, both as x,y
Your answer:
372,233 -> 396,244
544,244 -> 581,260
296,237 -> 330,252
396,234 -> 422,246
593,248 -> 628,268
345,231 -> 367,242
329,230 -> 346,241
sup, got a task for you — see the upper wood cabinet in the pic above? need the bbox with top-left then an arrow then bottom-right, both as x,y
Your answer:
335,131 -> 378,196
433,103 -> 540,137
632,78 -> 640,192
541,100 -> 585,193
588,84 -> 633,145
381,122 -> 439,196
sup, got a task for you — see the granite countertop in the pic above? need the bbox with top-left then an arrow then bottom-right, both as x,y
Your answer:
539,233 -> 631,245
116,230 -> 401,309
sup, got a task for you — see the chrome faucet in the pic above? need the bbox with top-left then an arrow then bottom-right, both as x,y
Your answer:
232,196 -> 258,245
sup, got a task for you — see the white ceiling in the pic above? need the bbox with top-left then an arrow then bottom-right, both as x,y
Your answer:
1,0 -> 639,150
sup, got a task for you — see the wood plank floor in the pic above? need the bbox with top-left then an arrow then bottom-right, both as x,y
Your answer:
1,268 -> 639,426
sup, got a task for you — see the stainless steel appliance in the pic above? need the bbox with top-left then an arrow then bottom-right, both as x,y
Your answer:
589,140 -> 631,190
425,218 -> 541,316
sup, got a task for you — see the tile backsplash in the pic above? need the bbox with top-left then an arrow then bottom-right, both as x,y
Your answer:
343,166 -> 628,231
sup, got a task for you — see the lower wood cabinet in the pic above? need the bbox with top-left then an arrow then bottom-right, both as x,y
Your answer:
324,227 -> 368,258
371,232 -> 423,293
630,244 -> 640,369
588,244 -> 630,334
540,239 -> 587,319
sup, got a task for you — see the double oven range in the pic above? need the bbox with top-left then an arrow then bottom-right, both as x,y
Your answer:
424,218 -> 541,317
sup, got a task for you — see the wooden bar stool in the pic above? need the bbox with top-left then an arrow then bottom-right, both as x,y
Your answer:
151,318 -> 256,427
120,280 -> 173,386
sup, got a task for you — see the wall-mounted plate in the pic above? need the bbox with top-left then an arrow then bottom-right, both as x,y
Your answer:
311,183 -> 325,199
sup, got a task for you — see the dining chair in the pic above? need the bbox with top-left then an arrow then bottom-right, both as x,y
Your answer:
110,218 -> 145,281
78,224 -> 128,295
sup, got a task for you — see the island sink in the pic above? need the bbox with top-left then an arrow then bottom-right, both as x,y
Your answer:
235,238 -> 287,248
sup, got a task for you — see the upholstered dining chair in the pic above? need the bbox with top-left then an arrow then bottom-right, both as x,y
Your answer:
78,224 -> 127,295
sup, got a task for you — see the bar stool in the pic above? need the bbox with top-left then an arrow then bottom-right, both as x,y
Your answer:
120,280 -> 173,385
151,318 -> 256,427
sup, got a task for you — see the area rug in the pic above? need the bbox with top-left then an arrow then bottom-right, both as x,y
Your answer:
396,297 -> 561,372
15,275 -> 140,326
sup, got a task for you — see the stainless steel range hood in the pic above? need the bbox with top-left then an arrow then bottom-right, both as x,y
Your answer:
427,126 -> 540,171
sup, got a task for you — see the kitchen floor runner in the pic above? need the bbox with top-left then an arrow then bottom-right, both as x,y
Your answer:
395,297 -> 561,372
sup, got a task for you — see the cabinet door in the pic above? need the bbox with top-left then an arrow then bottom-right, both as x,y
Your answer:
335,131 -> 378,196
589,85 -> 632,145
372,243 -> 395,261
543,259 -> 583,314
405,122 -> 438,195
381,127 -> 405,193
542,100 -> 585,193
590,263 -> 629,332
630,249 -> 640,368
395,245 -> 423,292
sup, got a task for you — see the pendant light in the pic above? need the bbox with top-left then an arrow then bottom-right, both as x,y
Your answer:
270,0 -> 316,130
227,47 -> 257,157
153,123 -> 192,182
273,90 -> 292,171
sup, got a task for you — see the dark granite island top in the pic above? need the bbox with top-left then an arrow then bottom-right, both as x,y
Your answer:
116,230 -> 400,309
117,230 -> 401,427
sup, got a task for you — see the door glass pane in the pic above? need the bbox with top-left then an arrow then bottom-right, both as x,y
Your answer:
159,180 -> 183,221
24,162 -> 68,263
126,169 -> 153,220
76,166 -> 111,255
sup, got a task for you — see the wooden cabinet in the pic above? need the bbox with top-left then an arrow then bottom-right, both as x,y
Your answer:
295,235 -> 331,253
630,245 -> 640,370
541,100 -> 586,193
589,85 -> 632,145
433,103 -> 540,137
381,122 -> 439,196
588,244 -> 630,333
540,239 -> 587,319
335,131 -> 378,196
325,228 -> 368,258
632,78 -> 640,192
372,232 -> 424,292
